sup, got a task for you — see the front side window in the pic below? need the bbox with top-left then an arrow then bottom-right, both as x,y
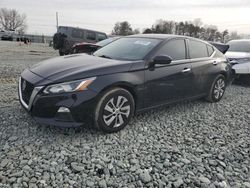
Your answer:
155,39 -> 186,60
94,38 -> 161,61
72,29 -> 84,39
86,32 -> 96,41
189,40 -> 209,59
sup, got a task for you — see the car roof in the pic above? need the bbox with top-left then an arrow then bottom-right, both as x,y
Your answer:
125,34 -> 211,45
228,39 -> 250,43
126,34 -> 181,39
58,26 -> 106,35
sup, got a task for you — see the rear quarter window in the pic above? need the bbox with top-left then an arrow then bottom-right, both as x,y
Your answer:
189,40 -> 208,58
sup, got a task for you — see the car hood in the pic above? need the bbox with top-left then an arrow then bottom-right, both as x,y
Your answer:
29,54 -> 134,84
226,51 -> 250,60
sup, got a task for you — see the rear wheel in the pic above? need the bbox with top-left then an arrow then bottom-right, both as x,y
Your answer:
59,49 -> 64,56
206,74 -> 226,103
94,88 -> 135,133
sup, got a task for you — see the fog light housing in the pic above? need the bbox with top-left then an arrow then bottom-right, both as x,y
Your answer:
55,107 -> 74,122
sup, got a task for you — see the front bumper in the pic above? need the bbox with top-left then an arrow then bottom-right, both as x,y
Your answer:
18,77 -> 98,128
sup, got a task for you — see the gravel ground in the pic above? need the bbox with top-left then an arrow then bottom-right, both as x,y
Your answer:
0,41 -> 250,188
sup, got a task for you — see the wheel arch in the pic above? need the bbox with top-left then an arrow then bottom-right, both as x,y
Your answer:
97,82 -> 137,111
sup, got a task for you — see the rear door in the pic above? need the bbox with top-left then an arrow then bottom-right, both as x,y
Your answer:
145,38 -> 195,107
187,39 -> 218,94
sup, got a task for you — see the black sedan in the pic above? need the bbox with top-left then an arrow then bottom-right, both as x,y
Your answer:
19,34 -> 232,133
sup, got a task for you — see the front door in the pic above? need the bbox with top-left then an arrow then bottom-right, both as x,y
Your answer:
145,38 -> 195,107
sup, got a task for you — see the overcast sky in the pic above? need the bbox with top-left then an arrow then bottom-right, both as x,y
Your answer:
1,0 -> 250,35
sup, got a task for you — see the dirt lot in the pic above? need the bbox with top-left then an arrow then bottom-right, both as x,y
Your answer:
0,41 -> 249,188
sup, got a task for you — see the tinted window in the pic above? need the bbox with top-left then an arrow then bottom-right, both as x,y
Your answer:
97,33 -> 107,41
156,39 -> 186,60
72,29 -> 84,39
207,45 -> 214,56
189,40 -> 208,58
86,31 -> 96,41
94,38 -> 161,61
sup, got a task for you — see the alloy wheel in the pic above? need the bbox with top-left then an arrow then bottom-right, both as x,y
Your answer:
103,96 -> 131,128
213,78 -> 225,100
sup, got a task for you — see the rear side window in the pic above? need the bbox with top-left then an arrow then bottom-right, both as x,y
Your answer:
72,29 -> 84,39
189,40 -> 208,58
86,31 -> 96,41
207,45 -> 214,56
97,33 -> 107,41
156,39 -> 186,61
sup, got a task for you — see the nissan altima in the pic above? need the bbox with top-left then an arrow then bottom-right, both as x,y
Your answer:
19,34 -> 232,133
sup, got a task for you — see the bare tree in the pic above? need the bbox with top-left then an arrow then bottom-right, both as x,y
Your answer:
112,21 -> 139,36
0,8 -> 27,34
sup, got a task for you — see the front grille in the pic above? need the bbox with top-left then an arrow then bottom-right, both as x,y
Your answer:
21,78 -> 34,105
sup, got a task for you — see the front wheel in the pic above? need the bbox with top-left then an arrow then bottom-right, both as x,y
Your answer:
94,88 -> 135,133
206,74 -> 226,103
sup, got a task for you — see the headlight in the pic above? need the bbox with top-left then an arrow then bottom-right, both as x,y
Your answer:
43,77 -> 96,94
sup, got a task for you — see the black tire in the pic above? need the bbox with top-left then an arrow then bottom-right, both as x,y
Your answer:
206,74 -> 226,103
53,33 -> 65,50
59,49 -> 64,56
94,88 -> 135,133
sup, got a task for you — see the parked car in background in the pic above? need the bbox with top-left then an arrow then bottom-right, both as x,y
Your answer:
71,36 -> 120,54
19,34 -> 232,133
226,39 -> 250,84
0,29 -> 14,41
53,26 -> 107,56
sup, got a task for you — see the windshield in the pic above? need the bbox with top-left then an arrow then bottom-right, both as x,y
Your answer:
93,37 -> 161,60
96,37 -> 119,47
227,41 -> 250,53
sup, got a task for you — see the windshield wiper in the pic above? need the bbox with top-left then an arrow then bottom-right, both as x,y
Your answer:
98,55 -> 112,59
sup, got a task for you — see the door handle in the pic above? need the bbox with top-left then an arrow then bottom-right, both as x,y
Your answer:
182,68 -> 191,73
213,61 -> 218,65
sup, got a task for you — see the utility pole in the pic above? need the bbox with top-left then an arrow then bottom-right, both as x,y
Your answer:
56,12 -> 59,31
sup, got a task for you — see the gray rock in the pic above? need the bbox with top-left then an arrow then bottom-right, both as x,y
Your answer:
86,180 -> 95,187
99,179 -> 107,188
199,176 -> 211,184
130,159 -> 139,165
243,182 -> 250,188
71,162 -> 84,172
9,171 -> 23,177
181,158 -> 191,164
173,178 -> 184,188
216,173 -> 225,181
163,159 -> 170,167
0,159 -> 10,167
139,171 -> 152,183
8,136 -> 18,141
217,181 -> 227,188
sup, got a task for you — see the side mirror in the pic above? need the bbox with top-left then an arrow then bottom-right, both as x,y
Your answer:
152,55 -> 173,65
